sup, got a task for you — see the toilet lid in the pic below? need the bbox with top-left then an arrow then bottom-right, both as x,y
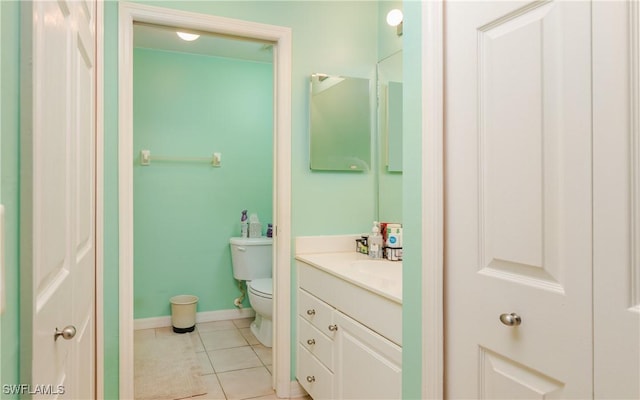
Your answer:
249,278 -> 273,297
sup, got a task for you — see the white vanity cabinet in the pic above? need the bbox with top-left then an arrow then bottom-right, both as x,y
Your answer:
296,259 -> 402,400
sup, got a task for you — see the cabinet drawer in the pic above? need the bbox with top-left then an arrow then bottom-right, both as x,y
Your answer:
298,289 -> 336,338
297,343 -> 335,400
298,316 -> 334,371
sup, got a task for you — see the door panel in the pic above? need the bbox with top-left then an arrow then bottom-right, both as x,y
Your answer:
479,347 -> 563,399
593,1 -> 640,398
23,0 -> 96,397
445,1 -> 592,398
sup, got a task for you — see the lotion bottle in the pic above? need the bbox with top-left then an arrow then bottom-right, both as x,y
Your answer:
368,221 -> 383,259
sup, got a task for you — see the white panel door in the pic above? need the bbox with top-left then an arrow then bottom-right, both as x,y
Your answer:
22,0 -> 96,398
444,1 -> 592,398
593,1 -> 640,398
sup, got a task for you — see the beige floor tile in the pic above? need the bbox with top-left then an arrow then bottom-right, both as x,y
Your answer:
200,329 -> 248,351
239,327 -> 260,346
134,328 -> 155,342
217,367 -> 273,400
252,344 -> 272,366
246,394 -> 278,400
192,331 -> 206,353
231,317 -> 253,329
192,374 -> 227,400
197,320 -> 237,333
155,325 -> 196,337
197,351 -> 215,375
208,346 -> 263,373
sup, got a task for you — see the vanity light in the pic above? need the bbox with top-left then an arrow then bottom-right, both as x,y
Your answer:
386,9 -> 403,36
176,31 -> 200,41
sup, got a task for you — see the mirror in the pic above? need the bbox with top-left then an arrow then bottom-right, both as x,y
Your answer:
309,73 -> 371,171
378,50 -> 403,172
377,50 -> 403,223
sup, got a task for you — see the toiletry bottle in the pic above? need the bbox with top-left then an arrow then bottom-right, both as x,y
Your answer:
369,221 -> 383,259
248,213 -> 261,238
240,210 -> 248,238
266,223 -> 273,238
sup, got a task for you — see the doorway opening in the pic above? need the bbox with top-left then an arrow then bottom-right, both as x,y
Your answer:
118,3 -> 292,398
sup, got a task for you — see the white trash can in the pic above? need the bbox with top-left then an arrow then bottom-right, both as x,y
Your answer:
170,295 -> 198,333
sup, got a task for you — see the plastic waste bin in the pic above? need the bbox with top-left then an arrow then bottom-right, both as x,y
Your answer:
170,295 -> 198,333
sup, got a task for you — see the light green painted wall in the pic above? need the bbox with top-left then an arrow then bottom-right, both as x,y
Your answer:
133,48 -> 273,318
378,0 -> 403,60
0,1 -> 426,398
401,1 -> 424,398
377,0 -> 403,224
0,2 -> 21,398
104,1 -> 380,398
103,3 -> 121,396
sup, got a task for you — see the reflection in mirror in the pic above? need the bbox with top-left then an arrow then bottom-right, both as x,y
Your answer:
309,73 -> 371,171
377,50 -> 403,223
378,51 -> 403,172
386,81 -> 403,172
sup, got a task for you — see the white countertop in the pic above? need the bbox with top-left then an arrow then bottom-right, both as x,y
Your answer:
295,252 -> 402,304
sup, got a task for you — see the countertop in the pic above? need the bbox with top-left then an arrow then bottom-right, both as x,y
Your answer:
295,252 -> 402,304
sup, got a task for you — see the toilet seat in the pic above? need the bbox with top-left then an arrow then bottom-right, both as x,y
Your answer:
248,278 -> 272,299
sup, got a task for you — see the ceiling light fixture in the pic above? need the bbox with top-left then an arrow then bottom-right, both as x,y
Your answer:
176,31 -> 200,41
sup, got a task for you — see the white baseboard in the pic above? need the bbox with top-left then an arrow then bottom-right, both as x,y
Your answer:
134,308 -> 256,330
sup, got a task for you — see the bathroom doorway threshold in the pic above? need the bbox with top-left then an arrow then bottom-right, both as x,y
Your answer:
118,3 -> 293,398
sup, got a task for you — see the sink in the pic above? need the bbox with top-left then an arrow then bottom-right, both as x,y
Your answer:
351,259 -> 401,276
295,252 -> 402,303
349,259 -> 402,294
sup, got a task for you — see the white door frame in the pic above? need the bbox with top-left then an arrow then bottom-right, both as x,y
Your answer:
117,3 -> 292,398
421,2 -> 444,399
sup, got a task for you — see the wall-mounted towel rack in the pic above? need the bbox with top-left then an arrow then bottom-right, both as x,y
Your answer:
140,150 -> 221,167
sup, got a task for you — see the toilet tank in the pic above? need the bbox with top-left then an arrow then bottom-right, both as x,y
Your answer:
229,237 -> 273,280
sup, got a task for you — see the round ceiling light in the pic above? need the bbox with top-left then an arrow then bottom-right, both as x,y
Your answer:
176,31 -> 200,41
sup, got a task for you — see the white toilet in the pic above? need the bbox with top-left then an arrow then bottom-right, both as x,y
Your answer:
229,236 -> 273,347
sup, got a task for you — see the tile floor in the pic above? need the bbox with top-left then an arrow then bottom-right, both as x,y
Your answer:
135,318 -> 297,400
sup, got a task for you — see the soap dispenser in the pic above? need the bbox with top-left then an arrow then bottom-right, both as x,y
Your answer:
368,221 -> 383,259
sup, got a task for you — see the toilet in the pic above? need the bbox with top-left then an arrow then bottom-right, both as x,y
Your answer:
229,236 -> 273,347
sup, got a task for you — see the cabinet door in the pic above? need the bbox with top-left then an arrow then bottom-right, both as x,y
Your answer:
334,311 -> 401,399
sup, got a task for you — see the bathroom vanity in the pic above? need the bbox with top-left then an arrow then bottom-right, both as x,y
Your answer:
295,250 -> 402,399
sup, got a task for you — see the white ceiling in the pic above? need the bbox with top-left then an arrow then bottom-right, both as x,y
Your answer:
133,23 -> 273,64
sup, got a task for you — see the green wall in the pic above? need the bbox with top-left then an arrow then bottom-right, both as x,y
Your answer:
133,48 -> 273,318
103,2 -> 120,394
103,1 -> 380,398
401,2 -> 424,398
377,0 -> 403,224
0,1 -> 426,398
0,2 -> 21,398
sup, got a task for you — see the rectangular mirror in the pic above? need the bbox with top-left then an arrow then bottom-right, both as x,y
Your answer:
309,73 -> 371,171
386,81 -> 403,172
377,50 -> 403,223
378,51 -> 403,173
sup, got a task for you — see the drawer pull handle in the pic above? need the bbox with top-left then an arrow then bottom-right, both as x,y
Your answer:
306,375 -> 316,383
328,324 -> 338,332
306,309 -> 316,316
307,338 -> 316,345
